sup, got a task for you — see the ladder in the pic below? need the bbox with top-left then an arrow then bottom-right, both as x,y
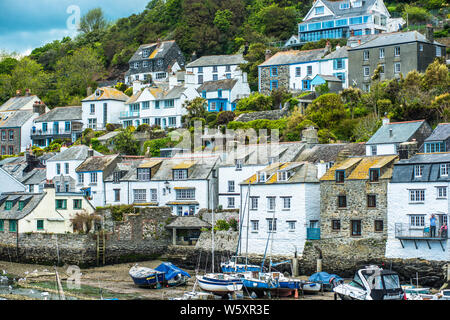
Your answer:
96,232 -> 106,266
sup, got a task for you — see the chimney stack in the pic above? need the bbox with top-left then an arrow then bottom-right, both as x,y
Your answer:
87,87 -> 93,97
302,126 -> 319,146
398,140 -> 418,159
16,90 -> 22,97
88,145 -> 94,157
389,128 -> 393,137
325,41 -> 331,53
426,24 -> 434,44
382,115 -> 390,125
265,49 -> 272,61
25,89 -> 30,97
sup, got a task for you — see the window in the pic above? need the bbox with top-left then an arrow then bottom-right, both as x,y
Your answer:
436,46 -> 442,57
1,146 -> 4,155
267,218 -> 277,232
267,197 -> 276,211
250,197 -> 258,210
55,182 -> 61,193
218,89 -> 222,98
173,169 -> 188,180
150,189 -> 157,202
226,73 -> 231,79
287,221 -> 296,231
168,117 -> 177,127
394,62 -> 401,74
379,64 -> 385,74
18,201 -> 25,211
425,142 -> 445,153
213,74 -> 218,81
363,50 -> 369,60
56,163 -> 61,175
9,220 -> 17,232
73,199 -> 82,209
88,118 -> 97,129
315,6 -> 324,15
142,101 -> 150,110
351,220 -> 361,236
336,170 -> 345,183
369,169 -> 379,182
307,66 -> 312,76
0,220 -> 3,231
137,168 -> 151,181
379,48 -> 385,59
278,171 -> 290,181
332,219 -> 341,231
295,67 -> 301,77
228,181 -> 235,193
419,44 -> 423,52
409,189 -> 425,203
198,67 -> 203,74
227,197 -> 235,208
198,75 -> 203,84
235,159 -> 243,171
225,65 -> 231,72
440,164 -> 449,176
64,183 -> 70,193
90,172 -> 98,184
340,2 -> 350,9
90,104 -> 95,114
5,201 -> 13,210
8,146 -> 13,155
114,189 -> 120,202
394,46 -> 400,56
414,165 -> 423,178
437,187 -> 447,199
143,60 -> 148,68
270,67 -> 278,77
134,62 -> 140,69
251,220 -> 259,232
55,199 -> 67,209
410,215 -> 425,227
1,130 -> 5,140
65,122 -> 71,132
364,66 -> 370,77
258,172 -> 266,182
282,197 -> 291,210
65,163 -> 69,174
374,220 -> 383,232
113,171 -> 122,184
270,80 -> 278,90
371,145 -> 377,156
8,130 -> 13,140
335,59 -> 344,70
176,189 -> 195,200
367,194 -> 377,208
133,189 -> 146,203
164,100 -> 174,108
77,173 -> 85,185
338,195 -> 347,208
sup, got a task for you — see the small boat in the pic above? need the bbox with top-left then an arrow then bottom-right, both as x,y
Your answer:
301,281 -> 322,293
221,256 -> 262,273
239,271 -> 300,298
333,265 -> 404,300
196,273 -> 243,296
309,272 -> 343,292
129,265 -> 165,288
154,262 -> 191,287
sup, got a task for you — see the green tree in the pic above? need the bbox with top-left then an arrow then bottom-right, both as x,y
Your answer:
236,92 -> 272,112
184,97 -> 207,124
306,93 -> 347,131
79,8 -> 109,34
214,9 -> 233,32
113,129 -> 140,155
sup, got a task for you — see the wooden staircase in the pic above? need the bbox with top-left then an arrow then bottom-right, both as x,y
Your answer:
96,232 -> 106,266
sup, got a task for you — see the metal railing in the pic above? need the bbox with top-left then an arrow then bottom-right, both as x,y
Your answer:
307,227 -> 321,240
394,223 -> 448,239
119,111 -> 140,119
31,128 -> 74,136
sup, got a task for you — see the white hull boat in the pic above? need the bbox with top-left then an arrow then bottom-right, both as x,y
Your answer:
197,273 -> 243,296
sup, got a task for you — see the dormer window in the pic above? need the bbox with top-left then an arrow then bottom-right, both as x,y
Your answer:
143,49 -> 150,57
336,170 -> 345,183
414,165 -> 423,178
340,2 -> 350,9
18,201 -> 25,211
134,62 -> 140,69
137,168 -> 151,181
258,172 -> 266,182
268,156 -> 277,165
315,6 -> 324,15
352,1 -> 362,8
440,164 -> 449,176
369,168 -> 380,182
173,169 -> 188,180
278,171 -> 291,181
95,89 -> 102,97
5,201 -> 13,210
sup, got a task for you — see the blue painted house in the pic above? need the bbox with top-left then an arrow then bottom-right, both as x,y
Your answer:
197,78 -> 250,112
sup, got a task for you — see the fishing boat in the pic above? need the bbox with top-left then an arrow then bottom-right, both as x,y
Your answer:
333,265 -> 405,300
129,265 -> 165,288
309,272 -> 343,292
154,262 -> 191,287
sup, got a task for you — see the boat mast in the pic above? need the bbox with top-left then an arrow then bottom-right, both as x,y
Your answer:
245,181 -> 251,269
211,181 -> 215,274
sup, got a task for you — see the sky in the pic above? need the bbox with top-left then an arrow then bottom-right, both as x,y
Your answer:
0,0 -> 150,55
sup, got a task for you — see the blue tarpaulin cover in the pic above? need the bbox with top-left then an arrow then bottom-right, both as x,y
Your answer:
309,272 -> 343,284
155,262 -> 191,281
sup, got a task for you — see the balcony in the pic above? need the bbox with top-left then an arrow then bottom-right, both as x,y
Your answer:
307,227 -> 321,240
31,128 -> 74,137
119,111 -> 140,119
394,223 -> 448,251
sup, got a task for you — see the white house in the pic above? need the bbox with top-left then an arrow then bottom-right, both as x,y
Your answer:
81,87 -> 129,131
46,145 -> 102,194
298,0 -> 394,43
385,152 -> 450,261
197,77 -> 251,112
185,54 -> 247,86
238,162 -> 320,258
365,119 -> 432,156
217,142 -> 306,211
0,184 -> 95,234
75,154 -> 120,208
120,81 -> 199,129
103,155 -> 220,216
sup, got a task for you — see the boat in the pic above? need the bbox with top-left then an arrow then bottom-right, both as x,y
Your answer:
154,262 -> 191,287
197,273 -> 243,296
221,256 -> 262,273
333,265 -> 405,300
129,265 -> 166,288
301,281 -> 322,293
309,272 -> 343,292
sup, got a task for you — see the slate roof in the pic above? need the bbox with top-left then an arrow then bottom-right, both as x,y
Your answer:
197,79 -> 238,93
48,145 -> 102,162
302,0 -> 379,23
76,154 -> 119,173
295,143 -> 366,163
166,216 -> 211,229
391,152 -> 450,183
0,95 -> 40,111
82,87 -> 129,102
322,46 -> 349,59
125,85 -> 187,104
259,48 -> 326,67
0,192 -> 46,220
366,120 -> 427,145
96,131 -> 120,142
21,168 -> 46,185
129,41 -> 178,63
320,155 -> 398,181
0,110 -> 34,128
187,54 -> 246,68
242,161 -> 319,185
424,123 -> 450,142
349,31 -> 445,51
34,106 -> 81,123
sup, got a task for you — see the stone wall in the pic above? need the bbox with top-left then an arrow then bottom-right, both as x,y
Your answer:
199,209 -> 239,225
260,65 -> 290,95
